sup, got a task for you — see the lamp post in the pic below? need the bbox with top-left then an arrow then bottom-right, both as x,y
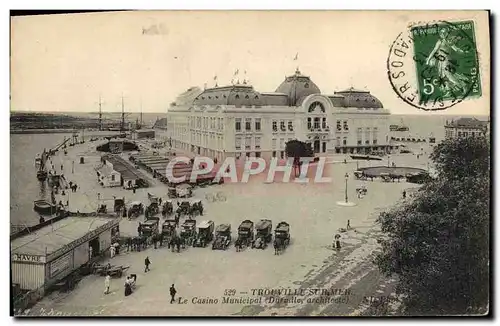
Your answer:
387,155 -> 391,167
344,173 -> 349,203
72,160 -> 75,174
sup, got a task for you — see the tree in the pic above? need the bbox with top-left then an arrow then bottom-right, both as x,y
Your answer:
285,140 -> 314,177
375,136 -> 490,315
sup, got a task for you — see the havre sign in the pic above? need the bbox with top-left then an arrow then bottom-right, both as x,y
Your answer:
12,253 -> 46,264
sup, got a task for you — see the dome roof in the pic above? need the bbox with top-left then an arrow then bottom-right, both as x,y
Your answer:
193,84 -> 264,107
334,87 -> 383,109
275,69 -> 321,106
173,86 -> 203,106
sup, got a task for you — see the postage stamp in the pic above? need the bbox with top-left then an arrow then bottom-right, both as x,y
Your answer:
387,20 -> 481,111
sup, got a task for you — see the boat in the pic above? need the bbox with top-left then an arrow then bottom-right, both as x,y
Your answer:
350,155 -> 383,161
33,200 -> 57,215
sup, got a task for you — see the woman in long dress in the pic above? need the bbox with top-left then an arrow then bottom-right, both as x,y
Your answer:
124,277 -> 132,296
425,27 -> 470,97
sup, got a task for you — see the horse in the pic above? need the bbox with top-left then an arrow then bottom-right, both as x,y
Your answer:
235,238 -> 244,252
273,238 -> 284,255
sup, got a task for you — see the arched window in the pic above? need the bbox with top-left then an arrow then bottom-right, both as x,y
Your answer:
235,94 -> 240,99
308,101 -> 325,113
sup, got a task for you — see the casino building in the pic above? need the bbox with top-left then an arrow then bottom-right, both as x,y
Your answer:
164,69 -> 392,161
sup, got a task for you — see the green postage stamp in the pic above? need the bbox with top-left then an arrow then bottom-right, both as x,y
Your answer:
388,20 -> 482,111
412,21 -> 482,106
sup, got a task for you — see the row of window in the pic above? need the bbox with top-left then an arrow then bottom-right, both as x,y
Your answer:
272,120 -> 294,132
235,136 -> 262,150
192,132 -> 224,149
189,116 -> 225,131
337,120 -> 350,131
356,127 -> 379,133
198,94 -> 260,101
235,118 -> 262,132
307,117 -> 327,130
335,137 -> 379,146
235,152 -> 287,159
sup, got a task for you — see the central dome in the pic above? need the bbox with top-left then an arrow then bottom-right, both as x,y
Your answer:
275,69 -> 321,106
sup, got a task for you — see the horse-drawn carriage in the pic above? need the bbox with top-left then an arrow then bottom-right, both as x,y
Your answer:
114,198 -> 126,213
177,200 -> 192,217
252,219 -> 272,249
162,217 -> 177,236
180,219 -> 197,246
380,173 -> 392,182
168,186 -> 177,198
235,220 -> 254,251
128,201 -> 144,219
146,193 -> 160,217
177,184 -> 193,198
193,220 -> 214,248
161,199 -> 174,217
168,184 -> 193,198
354,170 -> 366,180
356,185 -> 367,197
212,224 -> 232,250
189,200 -> 204,217
273,221 -> 290,255
93,263 -> 130,278
139,218 -> 159,237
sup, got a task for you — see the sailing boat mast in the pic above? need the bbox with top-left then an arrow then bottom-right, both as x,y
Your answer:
98,94 -> 103,131
120,95 -> 125,132
140,99 -> 143,129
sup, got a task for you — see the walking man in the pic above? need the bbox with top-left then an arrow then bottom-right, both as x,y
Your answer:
347,219 -> 351,230
104,274 -> 111,294
144,256 -> 151,273
403,190 -> 407,199
170,284 -> 177,304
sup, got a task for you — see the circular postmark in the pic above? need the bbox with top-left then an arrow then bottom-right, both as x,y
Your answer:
387,20 -> 481,111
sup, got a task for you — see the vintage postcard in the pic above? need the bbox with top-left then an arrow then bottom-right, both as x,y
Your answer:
10,10 -> 490,317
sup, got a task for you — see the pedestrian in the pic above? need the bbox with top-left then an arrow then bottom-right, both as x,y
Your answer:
144,256 -> 151,273
104,274 -> 111,294
170,284 -> 177,304
110,245 -> 116,258
403,190 -> 407,199
39,216 -> 45,224
347,219 -> 351,230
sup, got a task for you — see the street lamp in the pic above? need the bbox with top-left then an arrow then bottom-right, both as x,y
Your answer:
344,173 -> 349,203
387,155 -> 391,167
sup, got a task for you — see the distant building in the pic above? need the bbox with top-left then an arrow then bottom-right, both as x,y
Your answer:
133,129 -> 155,140
96,164 -> 121,187
102,154 -> 145,189
444,117 -> 488,139
165,69 -> 392,161
11,216 -> 119,293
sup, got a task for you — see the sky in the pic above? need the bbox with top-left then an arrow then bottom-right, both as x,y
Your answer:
10,10 -> 490,115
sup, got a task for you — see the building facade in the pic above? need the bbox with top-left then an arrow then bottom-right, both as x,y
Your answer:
165,69 -> 392,161
444,117 -> 489,139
